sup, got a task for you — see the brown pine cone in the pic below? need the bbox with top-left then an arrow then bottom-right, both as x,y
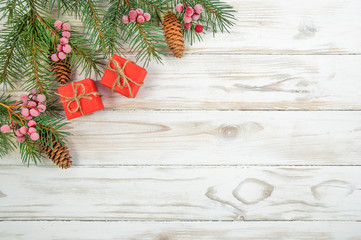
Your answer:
49,53 -> 71,84
162,12 -> 185,58
41,137 -> 72,169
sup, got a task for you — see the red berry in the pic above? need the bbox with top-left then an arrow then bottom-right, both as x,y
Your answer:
60,37 -> 68,45
15,129 -> 24,137
28,127 -> 37,134
185,7 -> 194,16
54,20 -> 62,30
175,4 -> 184,13
62,31 -> 70,38
62,44 -> 72,53
122,15 -> 129,24
129,10 -> 137,19
0,125 -> 10,133
51,53 -> 59,62
58,52 -> 67,60
37,104 -> 46,113
195,24 -> 203,33
30,132 -> 39,141
57,44 -> 63,52
21,108 -> 30,117
184,23 -> 191,30
37,94 -> 46,103
20,126 -> 28,135
143,13 -> 151,21
194,4 -> 203,14
136,8 -> 144,15
192,13 -> 200,21
137,15 -> 145,23
183,15 -> 192,23
30,109 -> 40,117
28,101 -> 37,108
16,136 -> 26,143
28,120 -> 36,127
62,23 -> 70,31
20,94 -> 28,102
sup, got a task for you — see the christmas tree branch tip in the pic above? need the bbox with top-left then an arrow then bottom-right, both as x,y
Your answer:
0,90 -> 71,168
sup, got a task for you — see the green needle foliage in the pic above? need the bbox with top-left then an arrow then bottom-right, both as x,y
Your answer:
0,0 -> 235,95
101,0 -> 235,63
0,0 -> 103,96
0,93 -> 69,166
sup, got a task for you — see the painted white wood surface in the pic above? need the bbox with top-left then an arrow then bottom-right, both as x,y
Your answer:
1,0 -> 361,239
2,111 -> 360,166
6,54 -> 361,110
54,0 -> 361,54
1,221 -> 361,240
0,167 -> 360,220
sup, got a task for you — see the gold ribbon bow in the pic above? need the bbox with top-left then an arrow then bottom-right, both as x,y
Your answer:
57,82 -> 100,115
107,57 -> 143,98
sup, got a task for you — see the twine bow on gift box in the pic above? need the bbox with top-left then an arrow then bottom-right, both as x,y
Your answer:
57,83 -> 100,115
107,57 -> 143,98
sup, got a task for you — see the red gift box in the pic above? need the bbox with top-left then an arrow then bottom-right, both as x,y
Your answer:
57,78 -> 104,120
100,54 -> 147,98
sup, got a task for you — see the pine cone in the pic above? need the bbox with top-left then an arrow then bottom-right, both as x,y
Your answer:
49,54 -> 71,84
162,12 -> 185,58
41,137 -> 72,169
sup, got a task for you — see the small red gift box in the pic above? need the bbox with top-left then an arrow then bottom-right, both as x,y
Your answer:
57,78 -> 104,120
100,54 -> 147,98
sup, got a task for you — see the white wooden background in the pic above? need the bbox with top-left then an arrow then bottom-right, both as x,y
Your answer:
1,0 -> 361,239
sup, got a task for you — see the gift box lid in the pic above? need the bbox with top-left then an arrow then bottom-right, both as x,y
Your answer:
100,54 -> 147,98
57,78 -> 104,120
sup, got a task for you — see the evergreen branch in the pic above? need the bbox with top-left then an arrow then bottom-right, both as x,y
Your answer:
69,30 -> 104,77
124,0 -> 131,9
101,0 -> 126,56
76,0 -> 107,52
193,0 -> 236,33
30,39 -> 45,93
125,22 -> 166,66
20,139 -> 41,166
0,14 -> 29,90
0,93 -> 70,166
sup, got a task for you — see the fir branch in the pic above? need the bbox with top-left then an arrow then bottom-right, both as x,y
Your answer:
101,0 -> 126,57
0,93 -> 70,166
124,22 -> 166,66
37,114 -> 69,148
0,14 -> 29,90
69,30 -> 104,77
76,0 -> 107,52
188,0 -> 236,34
20,138 -> 42,166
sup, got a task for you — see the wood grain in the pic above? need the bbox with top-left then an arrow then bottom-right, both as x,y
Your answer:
24,0 -> 361,54
0,166 -> 360,221
1,0 -> 361,238
5,55 -> 361,110
1,221 -> 360,240
3,111 -> 360,166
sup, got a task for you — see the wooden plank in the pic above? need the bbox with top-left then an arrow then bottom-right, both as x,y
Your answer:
0,166 -> 360,220
2,0 -> 360,54
187,0 -> 361,54
1,221 -> 360,240
5,55 -> 361,110
2,111 -> 360,166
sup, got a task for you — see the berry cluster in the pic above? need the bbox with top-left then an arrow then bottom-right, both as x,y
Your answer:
0,89 -> 46,143
122,9 -> 151,24
176,3 -> 203,33
20,89 -> 47,120
51,20 -> 72,62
